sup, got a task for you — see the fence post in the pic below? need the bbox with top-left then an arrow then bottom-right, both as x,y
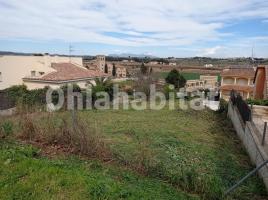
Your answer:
250,104 -> 253,122
262,122 -> 267,146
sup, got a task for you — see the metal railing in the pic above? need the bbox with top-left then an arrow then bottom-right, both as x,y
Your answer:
224,160 -> 268,196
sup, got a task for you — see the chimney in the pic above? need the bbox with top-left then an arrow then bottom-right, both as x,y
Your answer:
44,53 -> 51,67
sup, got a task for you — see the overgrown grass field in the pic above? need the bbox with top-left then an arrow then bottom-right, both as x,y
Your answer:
0,106 -> 267,199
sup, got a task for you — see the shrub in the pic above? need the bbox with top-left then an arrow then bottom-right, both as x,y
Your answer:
163,84 -> 175,100
218,98 -> 228,114
123,86 -> 134,95
4,85 -> 49,112
60,83 -> 81,94
20,115 -> 36,140
134,75 -> 156,100
6,85 -> 28,102
246,98 -> 268,106
89,78 -> 114,105
1,121 -> 13,136
17,113 -> 112,160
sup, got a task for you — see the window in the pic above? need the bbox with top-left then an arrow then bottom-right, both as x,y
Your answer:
39,72 -> 45,76
31,71 -> 36,77
0,72 -> 2,82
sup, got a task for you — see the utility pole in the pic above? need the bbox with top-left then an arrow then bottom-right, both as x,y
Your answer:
69,45 -> 74,63
251,44 -> 255,66
69,45 -> 76,131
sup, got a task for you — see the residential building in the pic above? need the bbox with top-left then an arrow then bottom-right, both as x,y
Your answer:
185,75 -> 218,92
82,55 -> 105,72
107,63 -> 114,75
253,65 -> 268,99
107,63 -> 127,78
83,58 -> 98,70
148,61 -> 158,65
185,79 -> 205,92
204,64 -> 213,68
83,55 -> 127,78
115,66 -> 127,78
169,62 -> 176,66
200,75 -> 218,88
23,63 -> 108,90
0,54 -> 83,90
220,68 -> 255,100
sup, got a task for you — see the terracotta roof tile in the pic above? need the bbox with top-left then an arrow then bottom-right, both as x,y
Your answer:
221,68 -> 255,78
220,85 -> 254,92
24,63 -> 108,82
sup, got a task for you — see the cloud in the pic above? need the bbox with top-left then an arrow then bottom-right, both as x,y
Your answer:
197,46 -> 224,57
0,0 -> 267,52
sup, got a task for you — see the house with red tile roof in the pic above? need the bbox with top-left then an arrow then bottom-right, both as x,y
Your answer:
0,54 -> 84,90
23,62 -> 109,90
220,67 -> 255,100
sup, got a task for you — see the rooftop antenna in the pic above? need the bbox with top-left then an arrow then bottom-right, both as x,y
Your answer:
69,45 -> 74,63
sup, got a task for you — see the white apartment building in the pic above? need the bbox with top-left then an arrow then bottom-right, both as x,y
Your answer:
0,54 -> 107,90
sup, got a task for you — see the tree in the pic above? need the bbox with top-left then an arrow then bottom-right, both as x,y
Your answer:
104,64 -> 108,74
89,78 -> 113,103
135,74 -> 154,100
165,69 -> 186,89
140,63 -> 148,75
112,63 -> 116,77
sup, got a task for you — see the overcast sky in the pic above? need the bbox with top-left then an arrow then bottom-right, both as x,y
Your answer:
0,0 -> 268,57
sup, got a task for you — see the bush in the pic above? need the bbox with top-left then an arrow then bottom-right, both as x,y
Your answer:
163,84 -> 175,100
60,84 -> 81,94
20,115 -> 36,140
88,78 -> 114,105
4,85 -> 49,112
6,85 -> 28,102
1,121 -> 13,136
18,113 -> 112,160
218,98 -> 228,114
246,98 -> 268,106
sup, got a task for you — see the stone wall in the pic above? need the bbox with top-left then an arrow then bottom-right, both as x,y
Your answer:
228,102 -> 268,190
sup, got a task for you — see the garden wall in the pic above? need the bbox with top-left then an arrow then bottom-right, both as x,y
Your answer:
228,102 -> 268,191
0,90 -> 16,115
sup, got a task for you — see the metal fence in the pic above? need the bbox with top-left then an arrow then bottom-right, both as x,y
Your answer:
230,90 -> 251,123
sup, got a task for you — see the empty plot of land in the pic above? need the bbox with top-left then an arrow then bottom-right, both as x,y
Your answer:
0,106 -> 267,199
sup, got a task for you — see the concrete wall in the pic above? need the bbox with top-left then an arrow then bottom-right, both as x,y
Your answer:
24,79 -> 94,90
0,55 -> 82,90
228,102 -> 268,190
0,107 -> 16,116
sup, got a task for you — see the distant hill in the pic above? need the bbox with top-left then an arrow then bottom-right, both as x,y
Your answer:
0,51 -> 83,57
1,51 -> 267,66
0,51 -> 33,56
108,53 -> 157,58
